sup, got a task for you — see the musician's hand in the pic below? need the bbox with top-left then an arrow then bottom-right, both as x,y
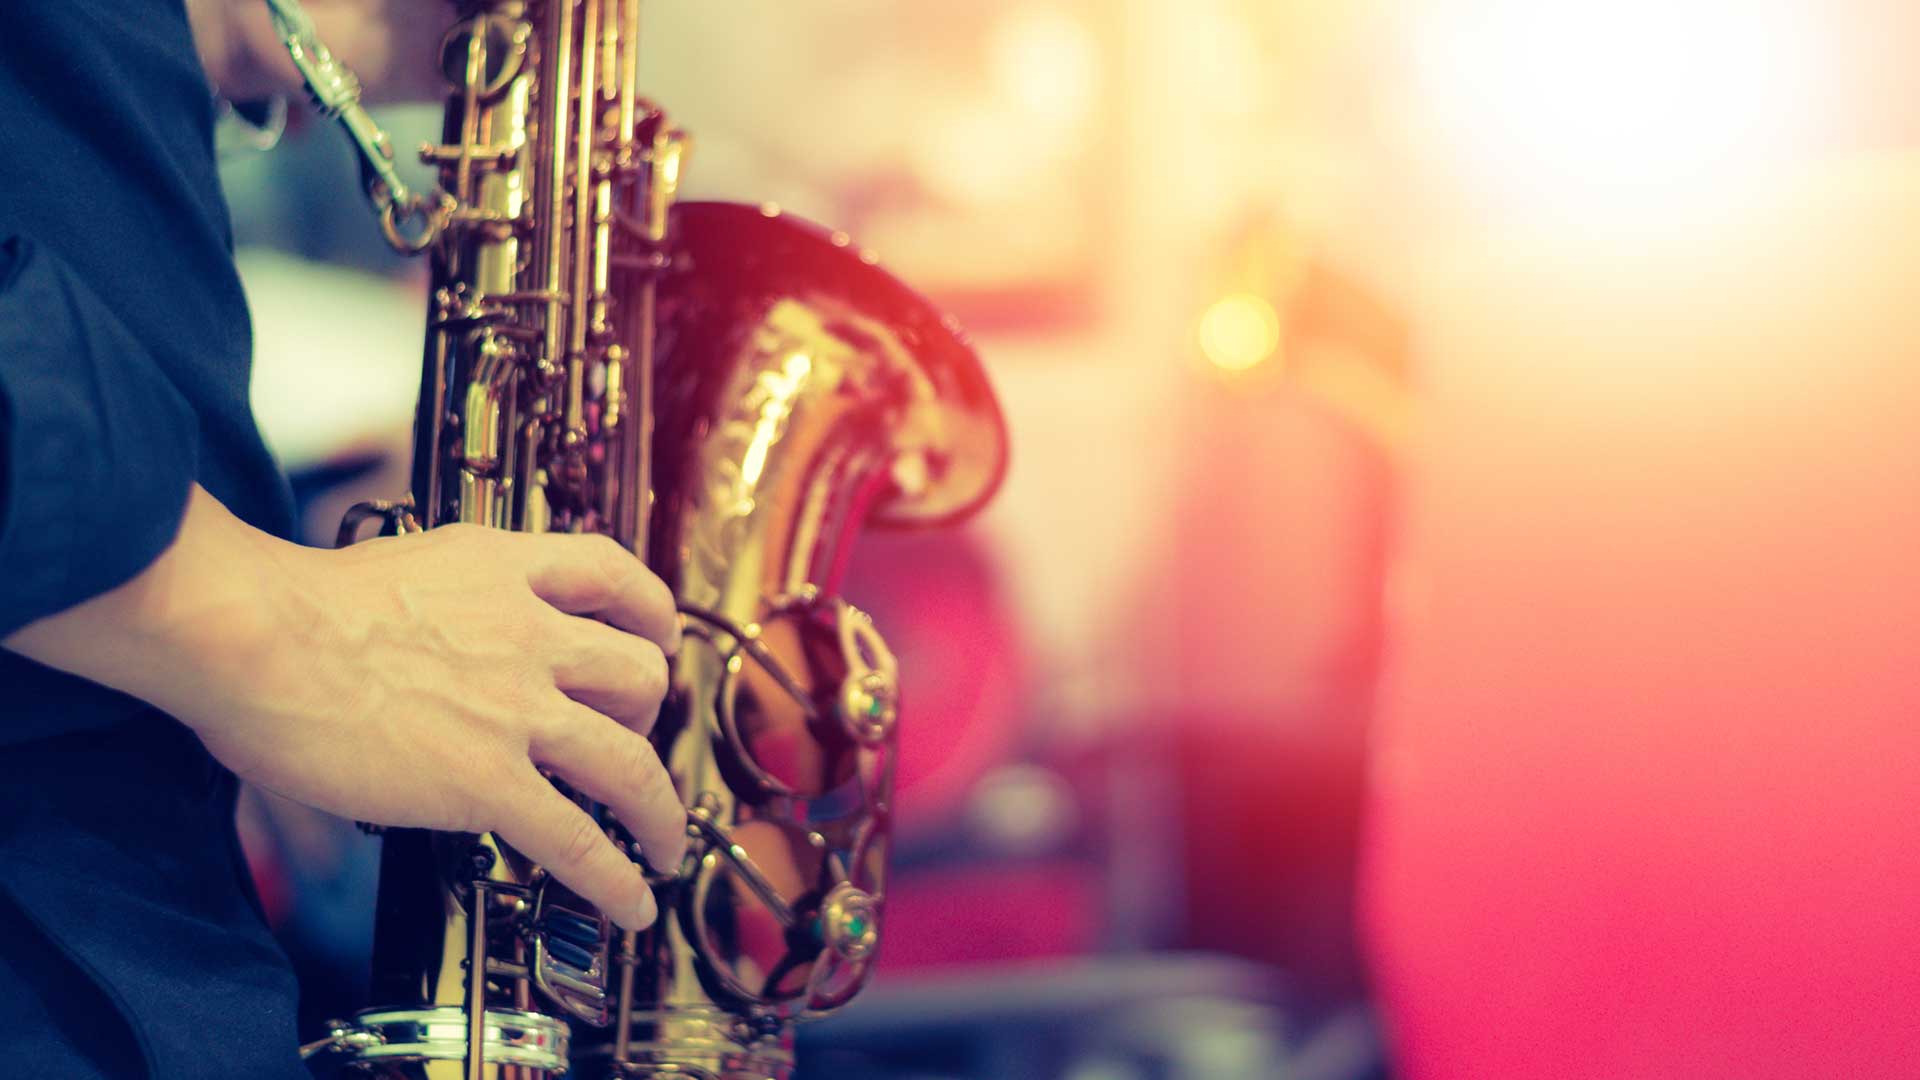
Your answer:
3,485 -> 686,931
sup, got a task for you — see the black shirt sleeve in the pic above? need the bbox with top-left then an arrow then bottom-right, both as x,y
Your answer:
0,234 -> 199,637
0,0 -> 292,748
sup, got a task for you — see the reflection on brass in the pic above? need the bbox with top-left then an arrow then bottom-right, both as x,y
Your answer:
291,1 -> 1007,1077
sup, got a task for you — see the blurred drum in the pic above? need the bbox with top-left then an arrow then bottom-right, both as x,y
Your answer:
838,528 -> 1027,834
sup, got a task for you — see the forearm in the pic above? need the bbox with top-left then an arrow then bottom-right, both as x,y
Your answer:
5,481 -> 685,928
3,484 -> 296,725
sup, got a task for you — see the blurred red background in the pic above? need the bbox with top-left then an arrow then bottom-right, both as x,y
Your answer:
229,2 -> 1920,1076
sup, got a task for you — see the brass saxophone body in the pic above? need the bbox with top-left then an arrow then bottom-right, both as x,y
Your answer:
297,1 -> 1006,1076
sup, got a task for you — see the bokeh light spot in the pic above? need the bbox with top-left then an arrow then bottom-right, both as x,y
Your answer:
1198,292 -> 1283,373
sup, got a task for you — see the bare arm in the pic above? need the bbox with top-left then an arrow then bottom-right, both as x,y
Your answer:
5,484 -> 685,930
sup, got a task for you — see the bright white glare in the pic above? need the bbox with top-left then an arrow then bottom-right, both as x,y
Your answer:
1409,0 -> 1831,211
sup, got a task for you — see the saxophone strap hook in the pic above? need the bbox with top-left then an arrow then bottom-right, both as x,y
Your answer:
263,0 -> 453,255
381,189 -> 457,254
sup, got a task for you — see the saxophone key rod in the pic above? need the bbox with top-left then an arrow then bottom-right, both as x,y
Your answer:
467,878 -> 488,1080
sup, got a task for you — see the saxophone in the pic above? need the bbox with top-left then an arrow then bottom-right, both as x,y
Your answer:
276,2 -> 1007,1076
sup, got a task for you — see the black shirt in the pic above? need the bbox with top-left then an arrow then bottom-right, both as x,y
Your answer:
0,2 -> 303,1076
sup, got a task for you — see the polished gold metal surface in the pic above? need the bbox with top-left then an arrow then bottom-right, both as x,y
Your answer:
293,1 -> 1007,1077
